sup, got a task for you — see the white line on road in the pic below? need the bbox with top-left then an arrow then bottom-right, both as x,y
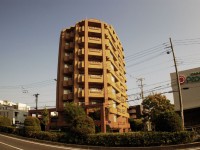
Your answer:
0,134 -> 86,150
0,141 -> 24,150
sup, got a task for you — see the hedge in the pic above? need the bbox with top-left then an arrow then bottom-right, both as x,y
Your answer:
0,125 -> 197,147
86,132 -> 196,147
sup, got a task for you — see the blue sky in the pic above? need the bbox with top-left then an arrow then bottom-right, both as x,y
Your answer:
0,0 -> 200,108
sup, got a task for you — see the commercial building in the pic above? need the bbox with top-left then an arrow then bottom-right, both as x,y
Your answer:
171,67 -> 200,127
0,100 -> 30,124
56,19 -> 130,132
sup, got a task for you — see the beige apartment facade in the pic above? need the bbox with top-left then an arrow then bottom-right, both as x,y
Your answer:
171,67 -> 200,126
56,19 -> 130,132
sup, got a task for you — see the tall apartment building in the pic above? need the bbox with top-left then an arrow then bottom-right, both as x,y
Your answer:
56,19 -> 129,132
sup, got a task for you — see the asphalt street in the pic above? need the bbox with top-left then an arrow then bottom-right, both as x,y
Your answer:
0,134 -> 87,150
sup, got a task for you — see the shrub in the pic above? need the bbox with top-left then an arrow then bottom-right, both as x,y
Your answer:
24,116 -> 41,135
0,126 -> 15,133
153,111 -> 182,132
0,116 -> 11,126
71,116 -> 95,135
64,102 -> 86,124
86,131 -> 196,147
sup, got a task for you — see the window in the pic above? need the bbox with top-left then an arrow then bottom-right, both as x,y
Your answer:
113,115 -> 117,122
63,90 -> 71,94
112,101 -> 116,108
111,75 -> 115,82
112,88 -> 116,94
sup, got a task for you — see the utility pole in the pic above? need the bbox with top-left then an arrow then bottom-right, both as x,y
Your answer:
137,78 -> 145,100
33,93 -> 39,118
169,38 -> 184,130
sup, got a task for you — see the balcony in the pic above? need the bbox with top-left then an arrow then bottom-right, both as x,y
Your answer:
78,91 -> 84,98
109,107 -> 117,114
77,75 -> 84,82
64,53 -> 73,62
63,79 -> 73,87
88,37 -> 101,44
88,48 -> 102,56
63,93 -> 73,100
65,42 -> 74,50
65,32 -> 74,40
78,49 -> 84,56
78,37 -> 84,44
88,26 -> 101,33
63,66 -> 73,74
108,92 -> 116,100
78,61 -> 84,69
89,61 -> 103,69
89,89 -> 104,98
78,26 -> 85,32
89,75 -> 103,83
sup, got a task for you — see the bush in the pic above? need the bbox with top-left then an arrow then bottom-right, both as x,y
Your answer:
153,111 -> 182,132
24,116 -> 41,135
26,131 -> 66,142
86,131 -> 196,147
0,116 -> 11,126
71,116 -> 95,135
0,126 -> 16,133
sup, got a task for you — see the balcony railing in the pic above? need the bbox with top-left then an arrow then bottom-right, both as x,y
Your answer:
89,61 -> 103,69
89,89 -> 104,97
64,53 -> 73,62
88,26 -> 101,33
88,37 -> 101,44
63,93 -> 73,100
89,75 -> 103,83
64,66 -> 73,74
88,48 -> 102,56
63,79 -> 73,87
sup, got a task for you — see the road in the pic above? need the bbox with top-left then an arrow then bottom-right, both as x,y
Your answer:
0,133 -> 87,150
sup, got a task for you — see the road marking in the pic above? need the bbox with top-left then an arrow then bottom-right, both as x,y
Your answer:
0,134 -> 86,150
0,141 -> 24,150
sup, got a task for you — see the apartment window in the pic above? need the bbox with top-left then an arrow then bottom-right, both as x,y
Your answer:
113,115 -> 117,122
112,88 -> 116,94
65,42 -> 69,46
90,88 -> 102,92
110,64 -> 114,70
113,101 -> 116,108
64,64 -> 68,68
64,77 -> 68,81
111,75 -> 115,82
65,53 -> 69,56
63,90 -> 71,94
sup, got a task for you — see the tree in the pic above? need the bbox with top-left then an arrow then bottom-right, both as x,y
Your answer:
141,93 -> 174,130
0,116 -> 11,126
142,93 -> 174,121
153,111 -> 182,132
64,102 -> 86,125
41,107 -> 49,131
129,118 -> 144,131
24,116 -> 41,134
71,115 -> 95,136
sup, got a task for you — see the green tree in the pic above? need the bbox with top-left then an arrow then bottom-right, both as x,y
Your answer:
71,115 -> 95,136
142,93 -> 174,121
41,107 -> 49,131
153,111 -> 182,132
64,102 -> 86,125
129,118 -> 144,131
24,116 -> 41,134
0,116 -> 11,126
141,93 -> 174,130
